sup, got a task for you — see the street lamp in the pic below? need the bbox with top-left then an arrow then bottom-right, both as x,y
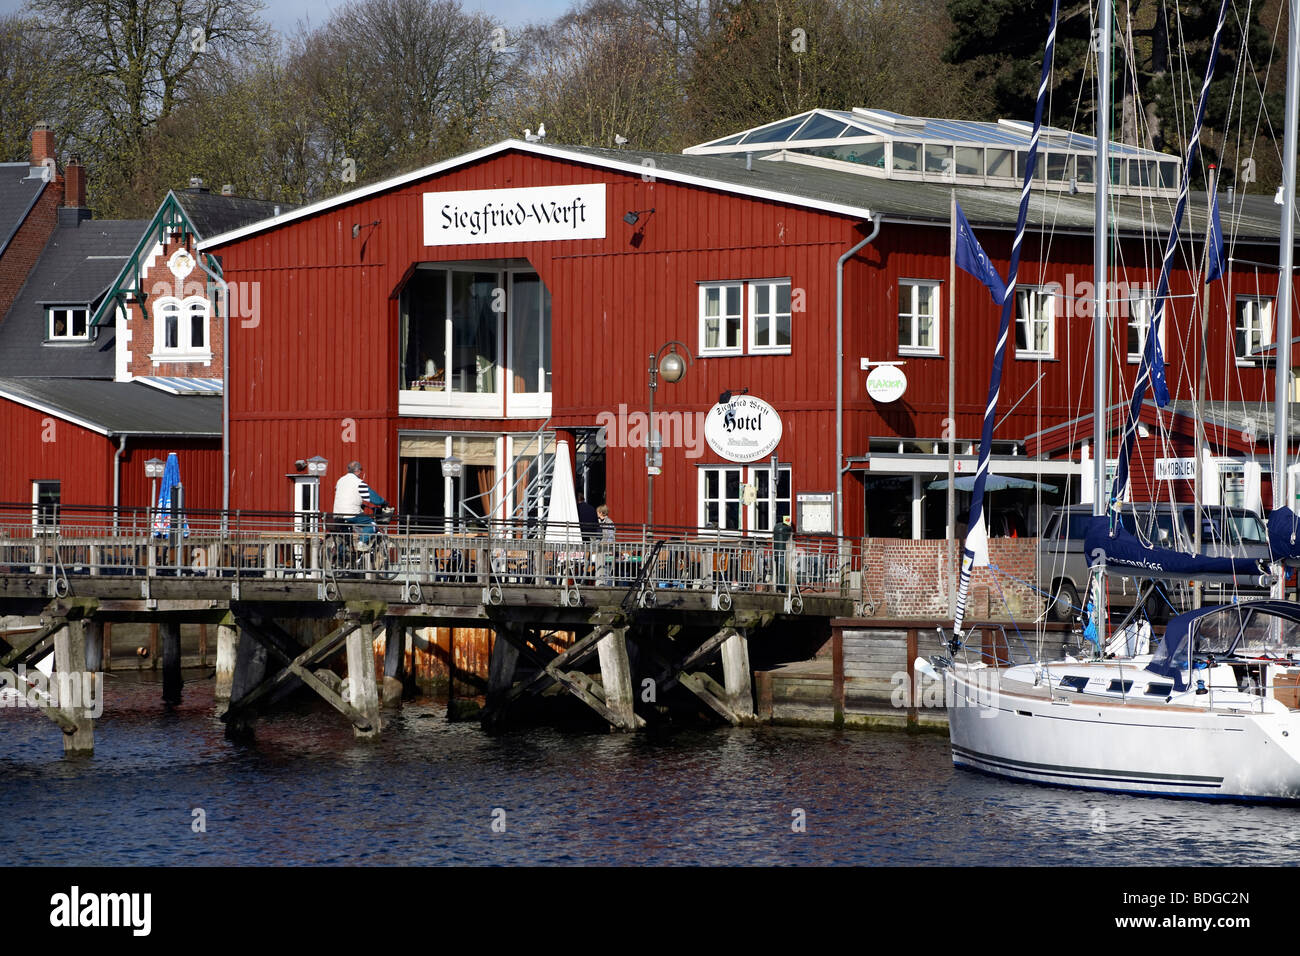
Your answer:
145,458 -> 165,528
306,455 -> 328,476
647,340 -> 693,533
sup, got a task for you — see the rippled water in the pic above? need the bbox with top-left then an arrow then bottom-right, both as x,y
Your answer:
3,676 -> 1299,866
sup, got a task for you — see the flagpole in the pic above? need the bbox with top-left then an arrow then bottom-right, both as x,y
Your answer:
948,189 -> 957,617
1193,165 -> 1217,608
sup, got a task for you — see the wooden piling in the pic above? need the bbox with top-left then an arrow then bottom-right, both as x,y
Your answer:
53,620 -> 94,754
381,616 -> 404,709
482,626 -> 521,730
102,622 -> 112,673
345,622 -> 381,738
596,626 -> 638,731
720,628 -> 756,722
161,622 -> 182,705
214,621 -> 238,702
225,620 -> 267,733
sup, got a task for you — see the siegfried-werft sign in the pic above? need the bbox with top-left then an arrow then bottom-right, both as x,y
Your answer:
423,184 -> 607,246
705,395 -> 783,463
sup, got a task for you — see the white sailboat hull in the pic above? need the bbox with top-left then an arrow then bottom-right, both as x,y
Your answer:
946,663 -> 1300,801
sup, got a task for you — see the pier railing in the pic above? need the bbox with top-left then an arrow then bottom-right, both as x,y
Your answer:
0,504 -> 862,601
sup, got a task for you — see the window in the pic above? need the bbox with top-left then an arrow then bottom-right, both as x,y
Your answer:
749,281 -> 791,353
700,283 -> 743,354
1126,290 -> 1163,364
47,306 -> 89,341
32,480 -> 59,531
1015,286 -> 1055,358
152,295 -> 210,359
699,465 -> 792,532
1235,295 -> 1273,363
508,272 -> 552,397
700,279 -> 793,356
898,280 -> 940,354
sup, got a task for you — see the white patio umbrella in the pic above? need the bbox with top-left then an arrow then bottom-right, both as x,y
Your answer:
545,440 -> 583,559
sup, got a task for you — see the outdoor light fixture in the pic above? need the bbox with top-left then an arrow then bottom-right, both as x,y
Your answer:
441,455 -> 463,479
623,208 -> 655,227
306,455 -> 328,476
144,458 -> 165,479
719,387 -> 749,404
294,459 -> 307,472
646,340 -> 694,532
352,220 -> 381,238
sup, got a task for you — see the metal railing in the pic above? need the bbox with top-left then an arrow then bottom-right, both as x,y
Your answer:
0,503 -> 862,603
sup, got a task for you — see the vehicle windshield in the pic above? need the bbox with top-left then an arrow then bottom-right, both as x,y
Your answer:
1180,507 -> 1268,547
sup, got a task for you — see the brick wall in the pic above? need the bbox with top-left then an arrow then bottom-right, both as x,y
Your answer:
0,176 -> 62,322
124,236 -> 223,379
862,536 -> 1042,621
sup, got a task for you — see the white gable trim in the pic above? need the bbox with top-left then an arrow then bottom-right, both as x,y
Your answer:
198,139 -> 875,250
0,387 -> 111,436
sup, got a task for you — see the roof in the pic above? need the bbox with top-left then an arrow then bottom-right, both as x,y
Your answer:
0,162 -> 48,258
0,377 -> 222,437
199,138 -> 1296,252
198,139 -> 882,249
0,215 -> 148,377
136,375 -> 223,395
172,187 -> 295,238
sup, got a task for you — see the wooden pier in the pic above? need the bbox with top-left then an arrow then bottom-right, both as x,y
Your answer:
0,506 -> 862,753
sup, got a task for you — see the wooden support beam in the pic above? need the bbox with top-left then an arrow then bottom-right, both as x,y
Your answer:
719,629 -> 756,723
381,616 -> 404,709
676,671 -> 742,725
161,622 -> 182,705
0,622 -> 61,669
53,619 -> 94,753
223,621 -> 359,719
481,625 -> 522,731
495,624 -> 606,708
214,623 -> 238,702
224,619 -> 269,733
345,622 -> 381,737
596,627 -> 641,731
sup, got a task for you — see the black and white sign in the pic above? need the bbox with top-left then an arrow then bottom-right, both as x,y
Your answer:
705,395 -> 783,463
423,184 -> 606,246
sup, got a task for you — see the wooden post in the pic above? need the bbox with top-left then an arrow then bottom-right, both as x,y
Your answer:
906,628 -> 918,727
832,623 -> 845,728
53,620 -> 94,754
482,626 -> 521,730
199,623 -> 209,667
214,622 -> 239,703
161,622 -> 182,705
225,621 -> 266,732
345,622 -> 381,737
149,622 -> 159,670
381,616 -> 404,709
103,622 -> 112,673
596,626 -> 637,731
84,620 -> 103,703
719,628 -> 755,722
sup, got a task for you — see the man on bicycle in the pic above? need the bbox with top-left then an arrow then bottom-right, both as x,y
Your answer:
332,461 -> 390,548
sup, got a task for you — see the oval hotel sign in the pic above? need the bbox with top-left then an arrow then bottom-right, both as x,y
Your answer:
866,364 -> 907,403
705,395 -> 783,463
423,184 -> 607,246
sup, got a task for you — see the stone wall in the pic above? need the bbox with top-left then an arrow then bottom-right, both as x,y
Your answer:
861,536 -> 1042,621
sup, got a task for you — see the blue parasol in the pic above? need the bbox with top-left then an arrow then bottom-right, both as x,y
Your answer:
153,452 -> 190,538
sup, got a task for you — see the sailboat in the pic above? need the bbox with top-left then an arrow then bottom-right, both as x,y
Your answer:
923,0 -> 1300,800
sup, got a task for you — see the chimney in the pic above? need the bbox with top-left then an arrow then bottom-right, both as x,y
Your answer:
221,183 -> 234,196
31,122 -> 55,172
65,156 -> 86,208
189,176 -> 207,192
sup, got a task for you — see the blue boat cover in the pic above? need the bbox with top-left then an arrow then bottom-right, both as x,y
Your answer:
1082,515 -> 1263,579
1146,600 -> 1300,688
1268,506 -> 1300,561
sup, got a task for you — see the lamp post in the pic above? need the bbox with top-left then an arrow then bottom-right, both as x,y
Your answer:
145,458 -> 165,531
646,340 -> 693,533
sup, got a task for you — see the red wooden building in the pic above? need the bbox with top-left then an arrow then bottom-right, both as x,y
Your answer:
197,110 -> 1298,541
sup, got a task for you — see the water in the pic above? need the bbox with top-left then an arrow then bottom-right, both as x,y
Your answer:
3,676 -> 1299,866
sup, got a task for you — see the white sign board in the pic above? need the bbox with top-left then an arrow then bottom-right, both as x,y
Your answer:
423,184 -> 607,246
1154,457 -> 1197,481
865,364 -> 907,402
797,493 -> 834,534
705,395 -> 783,463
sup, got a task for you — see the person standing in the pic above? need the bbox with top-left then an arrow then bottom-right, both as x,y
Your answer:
773,514 -> 794,588
597,504 -> 617,585
577,491 -> 600,541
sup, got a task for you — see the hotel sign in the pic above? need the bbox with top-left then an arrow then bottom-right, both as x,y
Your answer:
423,184 -> 607,246
705,395 -> 783,463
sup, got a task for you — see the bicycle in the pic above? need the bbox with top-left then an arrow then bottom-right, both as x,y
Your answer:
323,506 -> 398,579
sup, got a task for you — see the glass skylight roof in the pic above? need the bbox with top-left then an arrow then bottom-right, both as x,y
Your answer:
685,108 -> 1180,197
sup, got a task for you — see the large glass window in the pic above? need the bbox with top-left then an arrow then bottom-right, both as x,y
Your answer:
398,433 -> 500,528
152,295 -> 210,357
1235,295 -> 1273,363
700,283 -> 743,354
898,280 -> 940,355
509,272 -> 551,395
32,480 -> 59,530
749,280 -> 792,352
450,271 -> 498,394
699,465 -> 791,532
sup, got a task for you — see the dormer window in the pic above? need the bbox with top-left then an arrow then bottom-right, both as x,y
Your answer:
47,306 -> 90,341
151,295 -> 211,362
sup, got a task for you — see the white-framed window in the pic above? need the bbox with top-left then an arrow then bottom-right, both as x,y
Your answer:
1235,295 -> 1273,364
1126,289 -> 1164,364
748,280 -> 792,353
32,480 -> 59,531
699,464 -> 792,532
898,280 -> 940,355
46,306 -> 89,341
700,283 -> 743,354
1015,286 -> 1055,358
152,295 -> 211,360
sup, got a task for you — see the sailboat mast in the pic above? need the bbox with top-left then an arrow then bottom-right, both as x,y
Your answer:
1272,0 -> 1300,600
1094,0 -> 1112,520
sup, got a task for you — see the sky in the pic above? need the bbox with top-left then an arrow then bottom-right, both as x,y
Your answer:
0,0 -> 576,33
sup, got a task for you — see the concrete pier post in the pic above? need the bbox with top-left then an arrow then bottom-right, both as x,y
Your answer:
214,622 -> 238,702
381,616 -> 404,709
596,626 -> 637,731
53,620 -> 94,754
720,628 -> 756,721
161,622 -> 182,705
345,622 -> 381,737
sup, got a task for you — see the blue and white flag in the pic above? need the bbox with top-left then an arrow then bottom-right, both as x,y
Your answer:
1146,324 -> 1170,407
954,200 -> 1007,305
1206,187 -> 1226,283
